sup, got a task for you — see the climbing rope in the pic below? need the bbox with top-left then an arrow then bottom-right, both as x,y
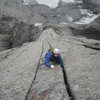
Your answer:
25,42 -> 44,100
26,68 -> 57,100
26,41 -> 66,100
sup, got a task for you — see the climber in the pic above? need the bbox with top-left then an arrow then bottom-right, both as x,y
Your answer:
44,48 -> 63,69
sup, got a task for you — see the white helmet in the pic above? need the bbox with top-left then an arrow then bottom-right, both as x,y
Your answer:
53,48 -> 59,54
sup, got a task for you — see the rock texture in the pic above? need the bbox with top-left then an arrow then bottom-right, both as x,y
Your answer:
0,16 -> 42,51
59,37 -> 100,100
0,34 -> 11,51
83,0 -> 100,14
0,0 -> 100,100
70,15 -> 100,40
0,42 -> 43,100
0,28 -> 70,100
0,0 -> 81,25
0,25 -> 100,100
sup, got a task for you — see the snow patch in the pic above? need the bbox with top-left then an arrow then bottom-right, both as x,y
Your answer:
59,22 -> 68,25
61,0 -> 75,3
36,0 -> 60,8
74,14 -> 99,24
75,0 -> 83,4
66,15 -> 73,22
34,22 -> 43,26
79,9 -> 93,16
23,0 -> 36,5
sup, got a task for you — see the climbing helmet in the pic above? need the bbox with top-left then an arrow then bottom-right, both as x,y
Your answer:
53,48 -> 59,54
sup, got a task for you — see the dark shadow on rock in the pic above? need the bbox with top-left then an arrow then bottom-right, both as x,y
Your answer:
10,22 -> 41,47
70,16 -> 100,41
70,26 -> 100,40
0,16 -> 42,51
82,0 -> 100,14
0,16 -> 17,51
83,42 -> 100,50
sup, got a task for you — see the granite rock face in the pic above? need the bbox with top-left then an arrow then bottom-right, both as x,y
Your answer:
0,26 -> 100,100
83,0 -> 100,14
0,0 -> 100,100
70,15 -> 100,40
0,0 -> 81,51
0,17 -> 16,51
0,16 -> 42,51
0,28 -> 70,100
0,0 -> 81,25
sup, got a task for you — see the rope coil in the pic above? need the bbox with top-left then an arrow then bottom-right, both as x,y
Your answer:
27,68 -> 56,100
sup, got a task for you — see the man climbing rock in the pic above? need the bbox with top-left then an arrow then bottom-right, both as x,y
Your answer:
44,48 -> 63,69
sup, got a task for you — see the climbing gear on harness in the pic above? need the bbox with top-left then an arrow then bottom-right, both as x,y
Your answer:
48,47 -> 54,53
45,47 -> 54,58
53,48 -> 59,54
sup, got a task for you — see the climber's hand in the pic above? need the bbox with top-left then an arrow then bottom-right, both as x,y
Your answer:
51,65 -> 55,69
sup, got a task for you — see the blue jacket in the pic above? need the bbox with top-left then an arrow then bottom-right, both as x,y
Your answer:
44,52 -> 63,67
